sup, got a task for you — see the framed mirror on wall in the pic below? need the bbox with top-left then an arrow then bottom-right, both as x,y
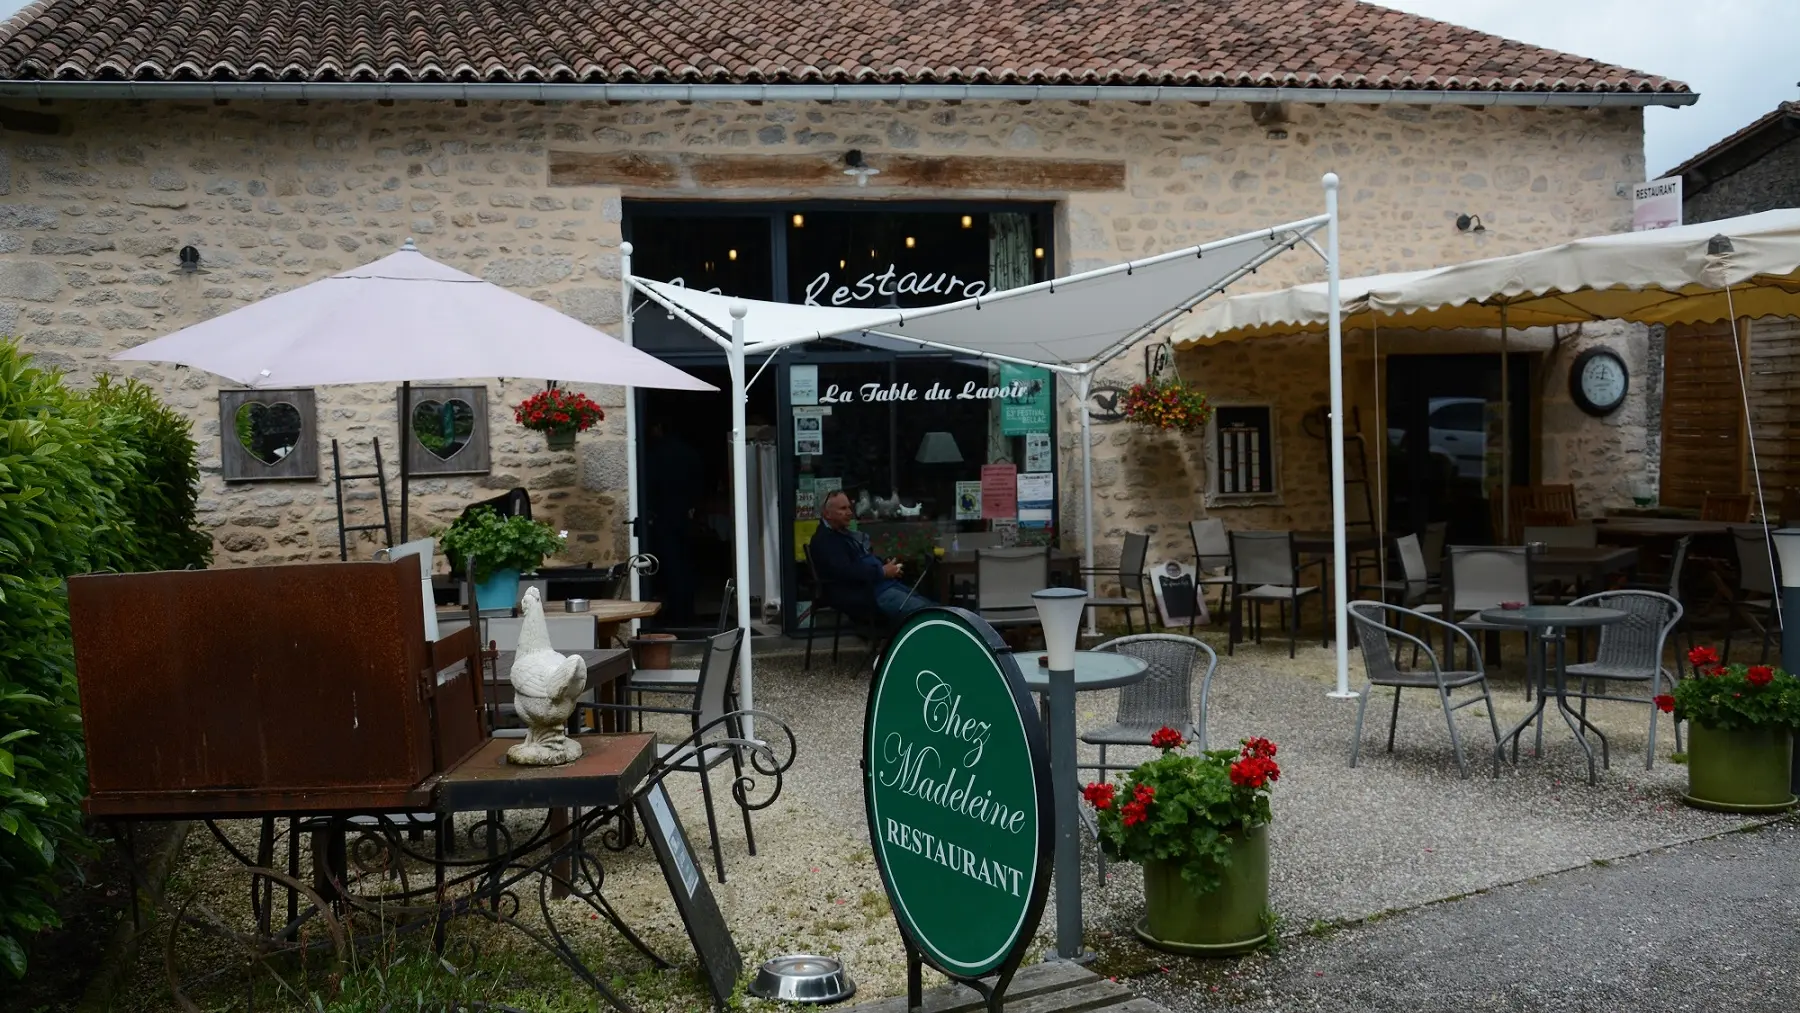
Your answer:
219,388 -> 319,481
401,386 -> 490,476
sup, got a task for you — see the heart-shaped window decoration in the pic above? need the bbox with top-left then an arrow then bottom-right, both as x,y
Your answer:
234,401 -> 304,465
412,398 -> 476,460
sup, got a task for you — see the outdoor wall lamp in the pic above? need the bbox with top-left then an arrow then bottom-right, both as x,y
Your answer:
843,149 -> 881,187
1456,214 -> 1486,233
174,245 -> 209,275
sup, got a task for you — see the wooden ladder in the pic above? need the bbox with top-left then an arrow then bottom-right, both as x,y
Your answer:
331,438 -> 394,559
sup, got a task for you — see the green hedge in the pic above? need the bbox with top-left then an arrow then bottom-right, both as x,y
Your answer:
0,341 -> 210,979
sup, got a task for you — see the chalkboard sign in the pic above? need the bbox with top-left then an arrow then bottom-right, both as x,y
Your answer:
636,780 -> 740,1010
1150,559 -> 1206,628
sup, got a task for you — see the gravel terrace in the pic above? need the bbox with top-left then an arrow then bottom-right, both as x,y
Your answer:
117,631 -> 1774,1011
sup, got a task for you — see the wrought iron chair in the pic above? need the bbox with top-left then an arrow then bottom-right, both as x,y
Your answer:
1346,601 -> 1501,779
1081,533 -> 1153,633
1227,530 -> 1320,658
1086,633 -> 1218,879
1188,519 -> 1235,632
1563,590 -> 1684,769
581,627 -> 751,883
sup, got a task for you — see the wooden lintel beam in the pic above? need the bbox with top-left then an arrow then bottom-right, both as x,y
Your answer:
547,150 -> 1127,192
1,104 -> 63,134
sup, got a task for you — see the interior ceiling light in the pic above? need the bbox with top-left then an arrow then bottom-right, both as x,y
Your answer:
1034,247 -> 1045,259
792,213 -> 804,227
961,215 -> 973,229
905,236 -> 916,248
728,249 -> 738,261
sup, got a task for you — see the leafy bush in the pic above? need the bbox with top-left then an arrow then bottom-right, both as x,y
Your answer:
0,342 -> 208,979
438,506 -> 565,582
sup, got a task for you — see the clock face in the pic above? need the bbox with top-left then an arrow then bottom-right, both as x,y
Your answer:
1573,349 -> 1628,415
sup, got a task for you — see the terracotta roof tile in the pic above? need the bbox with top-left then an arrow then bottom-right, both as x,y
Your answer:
0,0 -> 1688,93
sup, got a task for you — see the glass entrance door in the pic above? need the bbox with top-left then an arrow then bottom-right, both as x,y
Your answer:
1385,354 -> 1532,543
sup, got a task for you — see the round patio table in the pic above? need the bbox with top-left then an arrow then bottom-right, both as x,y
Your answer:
1014,650 -> 1151,693
1477,605 -> 1628,786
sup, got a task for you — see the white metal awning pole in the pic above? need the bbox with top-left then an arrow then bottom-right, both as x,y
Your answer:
1078,372 -> 1099,636
1324,174 -> 1355,700
730,303 -> 756,740
621,245 -> 642,611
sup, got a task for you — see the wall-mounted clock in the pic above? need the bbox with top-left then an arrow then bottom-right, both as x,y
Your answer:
1569,347 -> 1629,417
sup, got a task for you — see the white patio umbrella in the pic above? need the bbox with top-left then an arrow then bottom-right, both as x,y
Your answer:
116,240 -> 715,538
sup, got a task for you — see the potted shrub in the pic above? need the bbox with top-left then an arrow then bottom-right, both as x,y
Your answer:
439,506 -> 567,612
513,387 -> 605,450
1120,376 -> 1213,433
1085,729 -> 1278,954
1665,646 -> 1800,813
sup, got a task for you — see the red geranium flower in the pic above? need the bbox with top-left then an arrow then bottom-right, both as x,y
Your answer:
1688,645 -> 1719,667
1654,694 -> 1675,713
1242,736 -> 1278,759
1149,726 -> 1186,750
1229,754 -> 1280,789
1133,783 -> 1156,804
1082,782 -> 1116,810
1120,800 -> 1149,827
1706,664 -> 1727,678
1747,665 -> 1774,687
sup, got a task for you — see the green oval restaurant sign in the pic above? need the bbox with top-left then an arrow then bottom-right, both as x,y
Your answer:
864,607 -> 1052,979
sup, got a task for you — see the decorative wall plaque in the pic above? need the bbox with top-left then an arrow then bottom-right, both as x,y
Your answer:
400,386 -> 491,476
219,388 -> 319,482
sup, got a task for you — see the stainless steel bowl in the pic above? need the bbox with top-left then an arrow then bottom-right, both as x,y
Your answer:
748,954 -> 856,1004
563,598 -> 590,613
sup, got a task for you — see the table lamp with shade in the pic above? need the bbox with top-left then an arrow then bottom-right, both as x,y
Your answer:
1771,528 -> 1800,795
914,431 -> 963,522
1032,586 -> 1090,960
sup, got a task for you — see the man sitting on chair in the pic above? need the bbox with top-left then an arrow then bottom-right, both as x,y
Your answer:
809,490 -> 935,621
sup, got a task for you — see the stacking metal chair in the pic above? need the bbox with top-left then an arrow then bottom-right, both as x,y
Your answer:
1227,530 -> 1320,658
582,627 -> 750,883
1086,633 -> 1217,879
1081,533 -> 1152,633
1346,601 -> 1501,778
1188,519 -> 1235,632
1420,521 -> 1449,582
1359,531 -> 1436,607
625,579 -> 733,719
1564,591 -> 1684,769
1421,546 -> 1534,673
1725,526 -> 1779,664
976,547 -> 1051,629
800,544 -> 888,671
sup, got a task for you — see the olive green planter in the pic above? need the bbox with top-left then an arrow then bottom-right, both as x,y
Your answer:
1682,722 -> 1798,814
545,429 -> 577,451
1133,822 -> 1270,956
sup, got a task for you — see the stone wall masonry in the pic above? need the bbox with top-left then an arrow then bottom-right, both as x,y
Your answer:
0,97 -> 1645,573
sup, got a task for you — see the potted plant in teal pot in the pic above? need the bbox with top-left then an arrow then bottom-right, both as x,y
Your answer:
1667,646 -> 1800,813
439,506 -> 567,612
1085,729 -> 1279,955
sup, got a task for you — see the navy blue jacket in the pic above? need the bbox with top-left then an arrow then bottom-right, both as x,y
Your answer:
808,523 -> 899,620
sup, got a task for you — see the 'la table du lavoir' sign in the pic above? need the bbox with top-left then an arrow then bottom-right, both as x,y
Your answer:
864,608 -> 1052,980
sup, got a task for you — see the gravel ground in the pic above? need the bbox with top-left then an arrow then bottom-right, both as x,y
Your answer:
119,632 -> 1778,1011
1126,815 -> 1800,1012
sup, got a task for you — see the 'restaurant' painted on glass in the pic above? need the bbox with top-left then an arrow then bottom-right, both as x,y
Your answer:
866,612 -> 1041,976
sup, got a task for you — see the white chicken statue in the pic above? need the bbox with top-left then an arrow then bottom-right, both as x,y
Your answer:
504,587 -> 586,766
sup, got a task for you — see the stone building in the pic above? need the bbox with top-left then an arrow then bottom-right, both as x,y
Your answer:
1674,101 -> 1799,224
0,1 -> 1693,630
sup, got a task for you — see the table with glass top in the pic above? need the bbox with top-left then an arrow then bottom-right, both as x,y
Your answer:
1477,605 -> 1629,786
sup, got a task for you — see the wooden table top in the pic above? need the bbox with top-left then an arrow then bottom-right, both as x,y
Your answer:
1294,530 -> 1385,553
935,548 -> 1079,567
436,732 -> 655,812
1597,517 -> 1758,538
1533,545 -> 1638,576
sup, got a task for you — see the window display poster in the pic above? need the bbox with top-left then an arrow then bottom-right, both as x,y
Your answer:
954,481 -> 982,521
796,475 -> 817,520
1016,471 -> 1054,535
1000,365 -> 1052,435
794,407 -> 824,456
790,364 -> 819,406
1024,431 -> 1052,472
981,463 -> 1018,519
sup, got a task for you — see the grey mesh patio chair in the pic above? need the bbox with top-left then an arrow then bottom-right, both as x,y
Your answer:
1420,546 -> 1534,675
976,547 -> 1051,629
1081,533 -> 1152,633
1420,521 -> 1449,581
1360,531 -> 1436,608
1346,601 -> 1501,779
1725,526 -> 1779,665
1228,530 -> 1320,658
1188,519 -> 1235,632
1564,590 -> 1684,769
1087,633 -> 1217,880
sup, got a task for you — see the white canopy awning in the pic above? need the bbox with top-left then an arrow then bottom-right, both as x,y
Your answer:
632,218 -> 1329,371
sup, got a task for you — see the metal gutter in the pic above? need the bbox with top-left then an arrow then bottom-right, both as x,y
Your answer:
0,80 -> 1698,108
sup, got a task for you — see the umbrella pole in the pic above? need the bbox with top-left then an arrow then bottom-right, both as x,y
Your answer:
729,304 -> 755,740
1500,306 -> 1509,543
1324,173 -> 1354,700
1079,372 -> 1098,636
399,380 -> 412,543
622,244 -> 642,608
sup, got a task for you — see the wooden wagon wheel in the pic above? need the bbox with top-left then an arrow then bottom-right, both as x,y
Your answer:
166,865 -> 347,1012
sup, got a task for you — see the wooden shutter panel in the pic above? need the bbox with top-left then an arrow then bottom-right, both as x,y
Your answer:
1659,322 -> 1744,510
1747,316 -> 1800,498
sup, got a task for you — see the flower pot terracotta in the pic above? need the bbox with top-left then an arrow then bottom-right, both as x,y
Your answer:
632,633 -> 678,671
545,429 -> 577,451
1683,722 -> 1798,814
1134,822 -> 1270,955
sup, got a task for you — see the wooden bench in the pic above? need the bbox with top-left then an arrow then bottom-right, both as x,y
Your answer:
843,961 -> 1169,1013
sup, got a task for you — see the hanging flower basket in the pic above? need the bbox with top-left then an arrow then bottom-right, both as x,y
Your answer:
1121,376 -> 1213,433
514,388 -> 605,450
